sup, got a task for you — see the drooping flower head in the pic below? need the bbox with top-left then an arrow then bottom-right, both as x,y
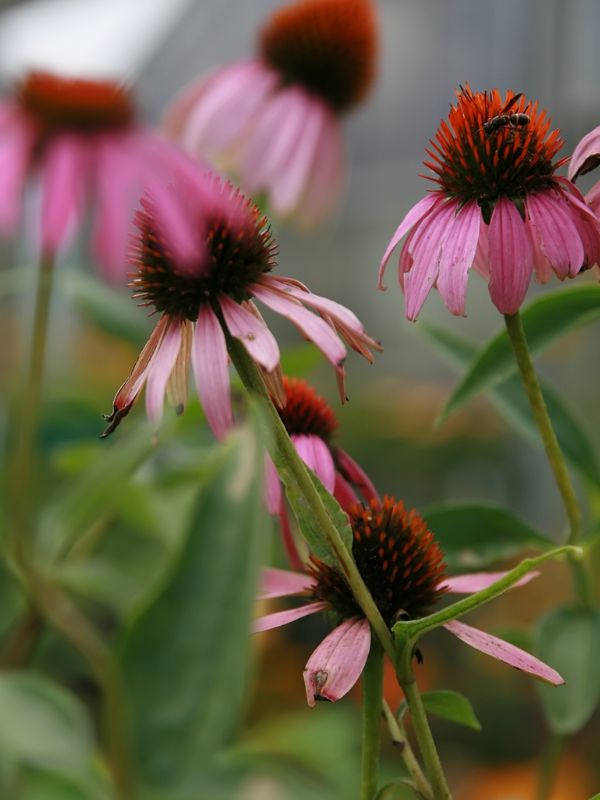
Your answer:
379,86 -> 600,318
256,496 -> 563,706
165,0 -> 378,226
0,70 -> 195,280
102,172 -> 381,438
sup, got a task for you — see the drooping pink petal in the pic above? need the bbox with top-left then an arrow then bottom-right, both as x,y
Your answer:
436,200 -> 481,316
264,452 -> 282,514
471,219 -> 490,279
0,114 -> 34,233
167,319 -> 192,414
303,617 -> 372,707
333,448 -> 380,504
441,570 -> 540,594
488,197 -> 533,314
378,194 -> 441,289
586,180 -> 600,215
404,200 -> 457,320
292,434 -> 336,493
253,601 -> 327,633
145,319 -> 183,423
40,133 -> 89,256
191,304 -> 232,440
219,295 -> 280,371
259,568 -> 315,600
568,124 -> 600,181
333,472 -> 359,510
444,620 -> 564,686
526,192 -> 584,279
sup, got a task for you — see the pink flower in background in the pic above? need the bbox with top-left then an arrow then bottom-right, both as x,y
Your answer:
165,0 -> 377,227
0,71 -> 194,281
569,124 -> 600,225
379,86 -> 600,319
102,173 -> 381,439
255,497 -> 563,706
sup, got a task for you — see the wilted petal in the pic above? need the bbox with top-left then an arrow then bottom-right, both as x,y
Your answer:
488,197 -> 532,314
253,601 -> 327,633
436,200 -> 481,316
219,295 -> 279,371
304,617 -> 372,707
568,124 -> 600,181
441,570 -> 540,594
444,619 -> 564,685
259,568 -> 315,600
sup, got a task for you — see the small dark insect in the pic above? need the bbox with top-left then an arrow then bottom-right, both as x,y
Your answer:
483,93 -> 529,135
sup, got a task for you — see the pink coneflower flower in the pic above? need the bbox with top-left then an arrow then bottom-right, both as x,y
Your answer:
165,0 -> 377,227
255,497 -> 563,706
102,174 -> 380,439
379,86 -> 600,319
569,124 -> 600,221
0,70 -> 194,281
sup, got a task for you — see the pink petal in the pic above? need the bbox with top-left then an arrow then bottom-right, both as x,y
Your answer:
526,193 -> 584,279
191,305 -> 232,440
488,197 -> 532,314
440,570 -> 540,594
253,601 -> 327,633
219,295 -> 280,371
40,134 -> 89,256
303,617 -> 372,707
471,220 -> 490,278
334,448 -> 380,504
293,434 -> 335,493
568,124 -> 600,180
145,319 -> 183,423
333,473 -> 359,510
259,568 -> 316,600
264,452 -> 282,514
0,114 -> 33,233
378,194 -> 441,289
436,201 -> 481,316
444,620 -> 564,686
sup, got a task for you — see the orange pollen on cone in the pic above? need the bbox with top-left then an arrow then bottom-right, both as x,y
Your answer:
18,71 -> 134,131
424,85 -> 567,206
308,496 -> 448,626
277,376 -> 339,440
259,0 -> 378,112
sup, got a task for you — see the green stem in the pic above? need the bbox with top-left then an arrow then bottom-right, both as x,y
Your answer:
535,732 -> 563,800
227,338 -> 395,661
0,606 -> 44,668
401,674 -> 452,799
361,639 -> 384,800
504,312 -> 593,607
381,700 -> 432,800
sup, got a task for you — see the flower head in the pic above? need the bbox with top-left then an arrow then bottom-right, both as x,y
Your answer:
255,496 -> 563,706
165,0 -> 378,226
0,70 -> 194,281
102,173 -> 380,439
379,86 -> 600,318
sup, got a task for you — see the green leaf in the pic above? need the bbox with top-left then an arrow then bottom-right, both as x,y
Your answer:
435,285 -> 600,424
120,422 -> 267,788
423,323 -> 600,487
421,690 -> 481,731
535,606 -> 600,734
422,504 -> 551,569
279,343 -> 323,378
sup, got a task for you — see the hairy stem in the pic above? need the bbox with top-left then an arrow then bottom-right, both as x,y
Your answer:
361,639 -> 384,800
381,699 -> 432,799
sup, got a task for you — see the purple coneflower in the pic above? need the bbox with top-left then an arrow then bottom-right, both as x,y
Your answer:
255,497 -> 563,706
379,86 -> 600,319
165,0 -> 377,226
102,174 -> 380,439
569,124 -> 600,230
0,71 -> 193,281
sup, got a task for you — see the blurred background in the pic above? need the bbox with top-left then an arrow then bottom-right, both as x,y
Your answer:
1,1 -> 599,798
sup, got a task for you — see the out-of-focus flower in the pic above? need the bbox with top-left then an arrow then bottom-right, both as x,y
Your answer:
255,497 -> 563,706
569,124 -> 600,223
379,86 -> 600,318
102,173 -> 380,439
0,71 -> 193,281
165,0 -> 378,227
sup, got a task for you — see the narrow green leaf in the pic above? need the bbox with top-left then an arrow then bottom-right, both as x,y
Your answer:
423,323 -> 600,487
422,504 -> 551,569
535,606 -> 600,734
435,284 -> 600,423
420,690 -> 481,731
120,422 -> 267,788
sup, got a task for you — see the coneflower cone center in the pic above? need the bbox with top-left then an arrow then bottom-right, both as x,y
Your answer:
19,71 -> 133,131
259,0 -> 377,112
278,377 -> 338,441
132,204 -> 276,321
308,497 -> 447,627
426,87 -> 565,211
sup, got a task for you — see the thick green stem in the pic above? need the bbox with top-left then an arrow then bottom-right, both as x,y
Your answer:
227,338 -> 395,660
361,639 -> 384,800
535,732 -> 563,800
401,674 -> 452,799
504,312 -> 593,607
381,700 -> 432,800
